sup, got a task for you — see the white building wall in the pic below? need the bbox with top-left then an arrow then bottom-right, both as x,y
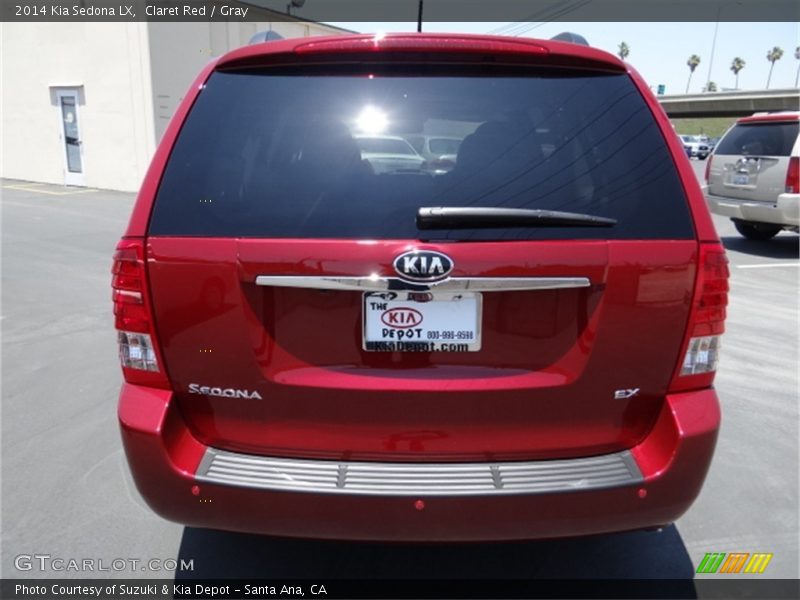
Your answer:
1,20 -> 346,192
147,20 -> 344,142
1,23 -> 155,192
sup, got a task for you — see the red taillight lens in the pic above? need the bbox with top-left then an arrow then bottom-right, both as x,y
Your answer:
692,247 -> 729,337
704,155 -> 713,184
112,244 -> 147,332
786,156 -> 799,193
112,239 -> 170,389
669,243 -> 729,393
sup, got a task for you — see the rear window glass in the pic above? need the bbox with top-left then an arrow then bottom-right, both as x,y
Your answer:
356,137 -> 418,155
715,121 -> 799,157
149,67 -> 693,240
404,135 -> 424,154
429,138 -> 462,155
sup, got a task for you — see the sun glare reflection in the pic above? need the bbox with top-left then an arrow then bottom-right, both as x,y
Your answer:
355,106 -> 388,134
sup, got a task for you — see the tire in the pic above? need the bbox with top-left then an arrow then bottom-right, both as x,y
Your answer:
733,220 -> 782,240
698,155 -> 707,160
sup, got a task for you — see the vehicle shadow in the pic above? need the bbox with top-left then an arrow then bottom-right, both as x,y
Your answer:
175,524 -> 696,593
720,234 -> 800,260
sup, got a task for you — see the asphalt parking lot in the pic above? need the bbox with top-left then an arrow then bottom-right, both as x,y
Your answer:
1,164 -> 798,585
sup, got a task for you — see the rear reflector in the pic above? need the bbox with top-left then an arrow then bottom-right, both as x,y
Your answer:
669,243 -> 729,392
112,239 -> 170,388
786,156 -> 799,193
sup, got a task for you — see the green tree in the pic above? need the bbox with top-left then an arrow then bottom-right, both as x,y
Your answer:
686,55 -> 701,93
704,81 -> 718,93
617,41 -> 630,61
765,46 -> 784,88
730,57 -> 746,89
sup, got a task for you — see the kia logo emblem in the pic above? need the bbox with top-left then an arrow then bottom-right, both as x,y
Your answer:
381,307 -> 423,328
393,250 -> 453,282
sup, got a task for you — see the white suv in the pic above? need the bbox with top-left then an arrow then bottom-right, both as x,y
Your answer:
705,112 -> 799,240
681,135 -> 711,160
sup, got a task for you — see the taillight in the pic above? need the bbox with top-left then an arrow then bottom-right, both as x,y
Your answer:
786,156 -> 799,193
704,155 -> 713,184
112,239 -> 170,388
669,243 -> 729,393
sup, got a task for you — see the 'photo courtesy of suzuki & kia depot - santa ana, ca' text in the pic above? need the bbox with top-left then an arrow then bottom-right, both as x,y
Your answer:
1,2 -> 798,599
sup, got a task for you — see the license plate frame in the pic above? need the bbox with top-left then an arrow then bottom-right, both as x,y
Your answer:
362,291 -> 482,352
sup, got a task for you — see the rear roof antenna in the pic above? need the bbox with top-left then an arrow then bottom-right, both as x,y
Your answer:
249,31 -> 285,45
550,32 -> 589,46
417,0 -> 423,32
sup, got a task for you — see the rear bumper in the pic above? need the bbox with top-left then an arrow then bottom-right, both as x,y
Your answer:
706,191 -> 800,227
119,384 -> 720,541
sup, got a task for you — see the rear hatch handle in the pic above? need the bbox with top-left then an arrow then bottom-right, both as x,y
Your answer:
254,275 -> 592,293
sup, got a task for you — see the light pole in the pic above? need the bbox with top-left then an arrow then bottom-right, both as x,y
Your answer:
286,0 -> 305,16
705,1 -> 741,90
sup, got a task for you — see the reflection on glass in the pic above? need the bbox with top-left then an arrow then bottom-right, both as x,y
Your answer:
355,106 -> 388,134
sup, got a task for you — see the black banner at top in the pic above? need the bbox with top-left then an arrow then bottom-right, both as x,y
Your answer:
2,0 -> 799,22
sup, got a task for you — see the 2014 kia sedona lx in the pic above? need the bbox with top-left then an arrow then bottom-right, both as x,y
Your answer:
114,34 -> 727,541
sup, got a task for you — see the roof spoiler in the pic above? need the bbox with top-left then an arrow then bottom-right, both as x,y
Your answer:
550,32 -> 589,46
249,31 -> 285,45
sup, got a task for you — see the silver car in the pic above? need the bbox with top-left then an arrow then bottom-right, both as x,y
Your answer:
705,112 -> 799,240
403,134 -> 464,174
354,135 -> 426,174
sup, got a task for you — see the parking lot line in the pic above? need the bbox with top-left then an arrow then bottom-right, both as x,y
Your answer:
736,263 -> 800,269
2,182 -> 98,196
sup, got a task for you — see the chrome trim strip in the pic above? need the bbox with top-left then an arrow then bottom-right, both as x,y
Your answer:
195,450 -> 643,496
254,275 -> 591,293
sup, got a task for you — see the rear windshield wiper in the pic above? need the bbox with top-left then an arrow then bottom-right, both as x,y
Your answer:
416,207 -> 617,229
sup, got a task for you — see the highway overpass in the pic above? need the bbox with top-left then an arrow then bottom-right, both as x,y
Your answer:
659,88 -> 799,118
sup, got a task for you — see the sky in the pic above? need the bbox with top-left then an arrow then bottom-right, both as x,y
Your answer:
327,22 -> 800,94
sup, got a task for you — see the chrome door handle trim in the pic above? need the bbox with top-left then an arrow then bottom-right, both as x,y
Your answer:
254,275 -> 591,292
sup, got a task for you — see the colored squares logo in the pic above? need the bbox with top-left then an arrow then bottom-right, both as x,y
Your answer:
697,552 -> 773,574
744,554 -> 774,574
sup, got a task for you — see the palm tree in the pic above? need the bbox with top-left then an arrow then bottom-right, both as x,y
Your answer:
686,55 -> 701,93
794,46 -> 799,87
730,57 -> 746,89
765,46 -> 784,88
617,41 -> 630,61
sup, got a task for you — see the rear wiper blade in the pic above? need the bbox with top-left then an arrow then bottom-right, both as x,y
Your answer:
416,207 -> 617,229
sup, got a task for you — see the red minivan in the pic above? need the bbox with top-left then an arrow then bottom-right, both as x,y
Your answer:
114,33 -> 727,541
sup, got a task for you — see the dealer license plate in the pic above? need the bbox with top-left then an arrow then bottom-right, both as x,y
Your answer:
363,291 -> 481,352
732,173 -> 750,185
